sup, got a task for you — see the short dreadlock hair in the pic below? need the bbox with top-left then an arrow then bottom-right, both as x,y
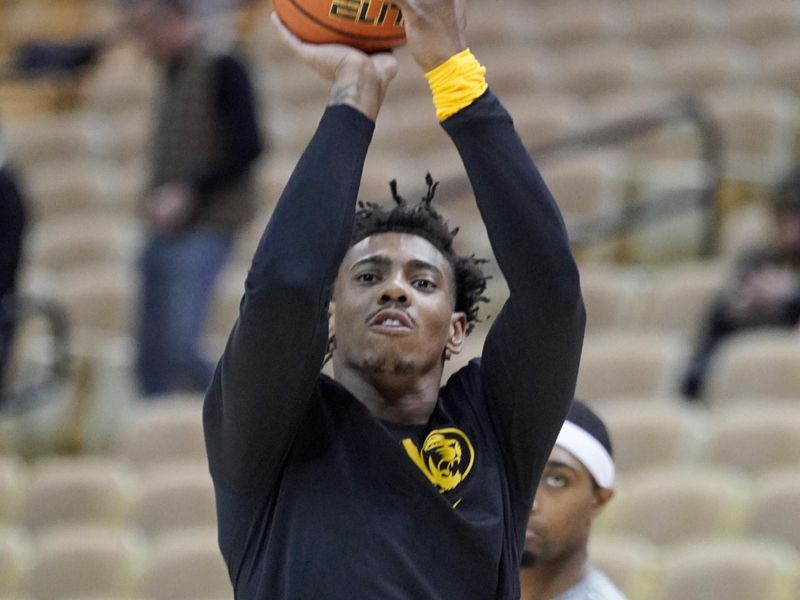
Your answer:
351,174 -> 489,335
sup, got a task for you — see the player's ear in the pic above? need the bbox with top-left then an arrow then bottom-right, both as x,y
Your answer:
328,301 -> 336,338
589,487 -> 614,520
445,311 -> 467,356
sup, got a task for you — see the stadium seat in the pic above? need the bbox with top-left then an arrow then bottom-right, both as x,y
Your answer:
533,2 -> 624,49
57,264 -> 136,347
604,466 -> 750,546
703,331 -> 800,404
115,396 -> 207,469
703,89 -> 800,185
726,0 -> 800,46
700,403 -> 800,475
744,468 -> 800,552
589,534 -> 661,600
26,215 -> 140,274
500,90 -> 590,148
0,456 -> 28,525
4,112 -> 94,168
576,264 -> 645,333
551,42 -> 655,98
758,38 -> 800,95
594,400 -> 696,473
19,456 -> 136,533
25,524 -> 147,600
655,40 -> 759,94
141,527 -> 232,600
574,332 -> 686,401
22,159 -> 118,221
625,0 -> 723,47
0,526 -> 33,598
538,152 -> 630,237
132,460 -> 217,539
660,538 -> 800,600
637,260 -> 727,337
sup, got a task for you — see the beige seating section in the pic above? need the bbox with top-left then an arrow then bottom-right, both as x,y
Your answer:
594,400 -> 695,473
700,403 -> 800,475
0,526 -> 33,598
577,265 -> 645,333
660,538 -> 800,600
636,260 -> 728,337
141,527 -> 232,600
703,331 -> 800,404
575,332 -> 686,401
132,460 -> 217,539
0,456 -> 28,525
19,456 -> 136,533
604,466 -> 750,546
744,468 -> 800,552
589,534 -> 661,600
115,397 -> 207,469
24,524 -> 147,600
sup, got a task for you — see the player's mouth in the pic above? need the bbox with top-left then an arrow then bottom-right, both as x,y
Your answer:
367,309 -> 414,335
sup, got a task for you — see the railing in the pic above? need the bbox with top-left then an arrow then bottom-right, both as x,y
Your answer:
0,295 -> 70,413
438,95 -> 725,259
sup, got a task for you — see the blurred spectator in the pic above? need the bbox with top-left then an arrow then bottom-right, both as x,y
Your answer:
123,0 -> 265,397
0,135 -> 28,402
520,399 -> 626,600
682,166 -> 800,399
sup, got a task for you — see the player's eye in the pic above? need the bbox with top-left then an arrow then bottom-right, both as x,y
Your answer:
412,279 -> 436,290
545,473 -> 567,488
355,272 -> 378,283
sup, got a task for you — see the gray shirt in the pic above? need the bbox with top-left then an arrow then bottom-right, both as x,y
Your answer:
552,569 -> 629,600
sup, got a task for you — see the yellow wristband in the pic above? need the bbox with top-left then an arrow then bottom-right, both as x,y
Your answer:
425,49 -> 488,121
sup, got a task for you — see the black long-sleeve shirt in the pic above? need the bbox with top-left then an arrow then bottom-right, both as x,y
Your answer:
203,90 -> 585,599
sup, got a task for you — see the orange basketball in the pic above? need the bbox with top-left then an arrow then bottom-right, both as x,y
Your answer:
272,0 -> 406,53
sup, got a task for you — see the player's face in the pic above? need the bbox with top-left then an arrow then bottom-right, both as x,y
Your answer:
525,446 -> 613,563
331,232 -> 466,378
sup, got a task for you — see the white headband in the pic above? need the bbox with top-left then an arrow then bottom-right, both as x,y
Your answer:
555,420 -> 615,488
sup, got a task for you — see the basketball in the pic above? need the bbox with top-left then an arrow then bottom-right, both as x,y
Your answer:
272,0 -> 406,53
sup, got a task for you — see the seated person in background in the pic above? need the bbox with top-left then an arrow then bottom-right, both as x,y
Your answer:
682,166 -> 800,398
520,399 -> 627,600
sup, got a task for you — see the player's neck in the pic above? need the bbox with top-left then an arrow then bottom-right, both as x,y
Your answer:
520,548 -> 589,600
337,365 -> 443,425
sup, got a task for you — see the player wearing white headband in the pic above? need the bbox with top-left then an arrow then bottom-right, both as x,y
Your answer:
520,399 -> 628,600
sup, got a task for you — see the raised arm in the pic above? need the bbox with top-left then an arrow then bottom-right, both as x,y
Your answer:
203,28 -> 397,492
446,95 -> 585,500
397,0 -> 585,500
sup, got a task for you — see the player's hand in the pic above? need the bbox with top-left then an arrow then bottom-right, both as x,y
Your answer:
271,12 -> 398,121
393,0 -> 466,72
143,181 -> 193,232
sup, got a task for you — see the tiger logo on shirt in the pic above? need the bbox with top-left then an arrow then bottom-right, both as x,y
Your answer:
402,427 -> 475,493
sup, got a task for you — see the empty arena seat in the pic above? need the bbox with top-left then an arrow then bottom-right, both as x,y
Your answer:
594,400 -> 695,473
0,526 -> 33,598
700,403 -> 800,475
116,396 -> 207,468
589,534 -> 661,600
744,468 -> 800,552
132,460 -> 217,538
703,330 -> 800,404
141,527 -> 232,600
25,524 -> 147,600
574,332 -> 686,401
605,466 -> 749,547
0,456 -> 28,525
19,456 -> 136,533
660,538 -> 800,600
